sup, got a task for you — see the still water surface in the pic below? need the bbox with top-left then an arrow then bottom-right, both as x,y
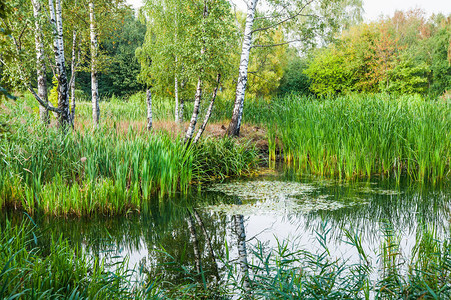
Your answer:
10,169 -> 451,282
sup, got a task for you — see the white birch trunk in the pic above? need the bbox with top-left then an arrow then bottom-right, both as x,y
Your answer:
179,99 -> 184,122
146,88 -> 152,130
233,213 -> 250,291
193,74 -> 220,144
175,72 -> 179,123
69,30 -> 78,124
187,210 -> 202,274
174,13 -> 179,122
184,77 -> 202,144
50,0 -> 71,129
31,0 -> 49,124
90,1 -> 100,127
227,0 -> 258,137
179,80 -> 186,122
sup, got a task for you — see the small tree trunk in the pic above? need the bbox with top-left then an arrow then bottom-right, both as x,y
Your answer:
31,0 -> 49,124
174,11 -> 180,123
227,0 -> 258,137
179,99 -> 184,122
146,88 -> 152,130
179,79 -> 186,123
90,1 -> 100,127
193,74 -> 220,144
69,30 -> 78,124
175,72 -> 179,122
49,0 -> 71,130
233,210 -> 250,291
187,210 -> 202,274
184,77 -> 202,145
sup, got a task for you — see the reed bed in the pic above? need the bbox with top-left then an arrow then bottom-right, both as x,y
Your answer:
143,221 -> 450,299
261,94 -> 451,182
0,218 -> 157,299
0,98 -> 259,216
2,218 -> 448,299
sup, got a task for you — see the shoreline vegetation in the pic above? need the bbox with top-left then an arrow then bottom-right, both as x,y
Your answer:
1,216 -> 449,299
0,92 -> 450,298
1,92 -> 450,216
264,94 -> 451,183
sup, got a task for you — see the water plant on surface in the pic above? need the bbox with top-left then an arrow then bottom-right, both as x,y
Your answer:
207,180 -> 367,215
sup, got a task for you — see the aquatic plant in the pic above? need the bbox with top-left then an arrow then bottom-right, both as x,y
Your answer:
262,94 -> 451,182
150,221 -> 451,299
0,217 -> 156,299
0,99 -> 259,216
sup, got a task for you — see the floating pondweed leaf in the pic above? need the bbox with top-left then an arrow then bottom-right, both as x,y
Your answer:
206,180 -> 366,215
207,181 -> 316,201
359,186 -> 402,196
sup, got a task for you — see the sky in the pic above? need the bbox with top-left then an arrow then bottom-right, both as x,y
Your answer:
127,0 -> 451,21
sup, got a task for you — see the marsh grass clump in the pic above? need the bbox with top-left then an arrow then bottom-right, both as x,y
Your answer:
0,217 -> 153,299
263,94 -> 451,182
192,137 -> 260,181
0,99 -> 259,216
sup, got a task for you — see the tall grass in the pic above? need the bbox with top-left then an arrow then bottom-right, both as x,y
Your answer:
0,217 -> 156,299
4,217 -> 448,299
260,94 -> 450,182
0,97 -> 259,216
143,221 -> 450,299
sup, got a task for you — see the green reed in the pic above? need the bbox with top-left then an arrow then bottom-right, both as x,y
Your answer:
260,94 -> 450,182
0,217 -> 156,299
0,98 -> 259,216
145,220 -> 450,299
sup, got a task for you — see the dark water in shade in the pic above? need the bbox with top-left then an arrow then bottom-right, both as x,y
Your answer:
3,169 -> 451,282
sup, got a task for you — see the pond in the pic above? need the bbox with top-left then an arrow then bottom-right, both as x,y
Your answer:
4,168 -> 450,291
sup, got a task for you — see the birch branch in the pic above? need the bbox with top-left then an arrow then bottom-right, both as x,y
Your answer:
251,39 -> 301,48
250,0 -> 314,34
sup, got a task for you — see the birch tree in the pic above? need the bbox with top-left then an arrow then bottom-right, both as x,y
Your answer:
49,0 -> 71,129
63,0 -> 129,125
3,0 -> 71,128
182,0 -> 236,145
31,0 -> 49,124
138,0 -> 236,144
89,1 -> 99,126
227,0 -> 363,137
137,0 -> 187,122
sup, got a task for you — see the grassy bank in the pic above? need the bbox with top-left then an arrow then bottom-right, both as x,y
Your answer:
258,94 -> 451,182
0,98 -> 259,216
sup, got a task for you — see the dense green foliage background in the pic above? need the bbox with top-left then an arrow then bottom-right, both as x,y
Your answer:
304,10 -> 451,97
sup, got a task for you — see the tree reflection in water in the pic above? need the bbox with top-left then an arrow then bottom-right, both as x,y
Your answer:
3,172 -> 449,296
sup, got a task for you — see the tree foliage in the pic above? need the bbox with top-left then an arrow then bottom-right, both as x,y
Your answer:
97,10 -> 145,96
305,10 -> 451,97
277,50 -> 312,96
137,0 -> 237,100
